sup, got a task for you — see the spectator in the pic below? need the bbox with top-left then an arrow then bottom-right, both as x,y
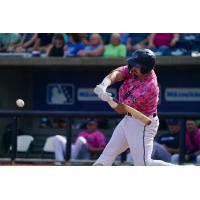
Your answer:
77,33 -> 104,57
52,118 -> 59,129
120,33 -> 129,44
103,33 -> 126,58
16,33 -> 37,53
156,119 -> 181,155
57,118 -> 68,129
33,33 -> 54,53
39,118 -> 51,128
52,118 -> 68,129
47,34 -> 65,57
126,33 -> 149,56
99,33 -> 111,45
64,33 -> 85,57
79,33 -> 90,45
0,33 -> 21,52
171,119 -> 200,165
147,33 -> 179,55
53,118 -> 106,161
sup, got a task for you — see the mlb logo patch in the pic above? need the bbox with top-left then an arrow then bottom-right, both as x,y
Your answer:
47,83 -> 75,105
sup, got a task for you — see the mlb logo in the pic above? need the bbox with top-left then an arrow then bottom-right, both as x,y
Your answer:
47,83 -> 75,105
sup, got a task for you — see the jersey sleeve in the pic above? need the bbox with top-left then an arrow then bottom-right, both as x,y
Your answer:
118,65 -> 131,80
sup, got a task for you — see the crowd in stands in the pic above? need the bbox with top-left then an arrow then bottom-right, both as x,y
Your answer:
1,33 -> 200,57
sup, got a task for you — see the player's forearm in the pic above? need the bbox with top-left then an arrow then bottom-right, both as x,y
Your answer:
108,101 -> 127,114
106,68 -> 123,85
99,72 -> 122,89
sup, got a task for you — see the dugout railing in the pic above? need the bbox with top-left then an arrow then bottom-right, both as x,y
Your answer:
0,110 -> 199,165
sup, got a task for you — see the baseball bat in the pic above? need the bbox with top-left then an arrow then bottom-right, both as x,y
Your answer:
114,99 -> 152,125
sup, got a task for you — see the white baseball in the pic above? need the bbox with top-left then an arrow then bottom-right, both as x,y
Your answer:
16,99 -> 25,108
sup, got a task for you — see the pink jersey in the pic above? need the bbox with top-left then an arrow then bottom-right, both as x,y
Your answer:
76,130 -> 106,149
185,128 -> 200,152
118,65 -> 159,116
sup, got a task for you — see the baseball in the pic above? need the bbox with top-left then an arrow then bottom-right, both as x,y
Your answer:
16,99 -> 25,108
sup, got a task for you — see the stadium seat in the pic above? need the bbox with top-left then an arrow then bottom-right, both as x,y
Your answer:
43,136 -> 55,153
9,135 -> 34,158
41,136 -> 55,159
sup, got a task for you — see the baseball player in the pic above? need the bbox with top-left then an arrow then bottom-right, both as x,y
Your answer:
93,49 -> 173,166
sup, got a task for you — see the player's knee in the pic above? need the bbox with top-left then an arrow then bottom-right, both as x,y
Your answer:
76,136 -> 87,145
53,135 -> 65,145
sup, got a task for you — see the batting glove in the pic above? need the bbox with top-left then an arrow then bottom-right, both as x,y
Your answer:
98,92 -> 113,102
94,77 -> 111,96
94,84 -> 106,96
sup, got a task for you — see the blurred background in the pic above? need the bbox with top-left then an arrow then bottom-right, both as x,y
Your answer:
0,33 -> 200,166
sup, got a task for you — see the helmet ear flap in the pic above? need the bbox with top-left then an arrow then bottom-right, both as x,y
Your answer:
140,66 -> 154,74
128,64 -> 132,72
140,67 -> 148,74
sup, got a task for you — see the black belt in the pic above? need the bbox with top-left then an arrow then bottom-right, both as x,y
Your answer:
127,113 -> 157,118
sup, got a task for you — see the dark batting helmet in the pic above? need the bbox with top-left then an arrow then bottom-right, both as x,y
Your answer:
127,49 -> 156,74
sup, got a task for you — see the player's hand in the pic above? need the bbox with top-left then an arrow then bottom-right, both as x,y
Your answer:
98,92 -> 113,102
94,84 -> 106,96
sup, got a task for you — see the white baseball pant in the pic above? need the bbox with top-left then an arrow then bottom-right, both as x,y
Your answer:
53,135 -> 89,161
94,115 -> 173,166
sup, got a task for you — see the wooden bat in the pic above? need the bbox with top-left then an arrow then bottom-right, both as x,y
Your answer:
114,99 -> 152,125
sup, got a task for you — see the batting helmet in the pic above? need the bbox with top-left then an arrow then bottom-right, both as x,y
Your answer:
127,49 -> 156,74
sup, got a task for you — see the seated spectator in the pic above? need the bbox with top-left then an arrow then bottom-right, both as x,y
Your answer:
16,33 -> 37,53
120,33 -> 129,44
171,119 -> 200,165
39,117 -> 52,128
99,33 -> 111,45
52,118 -> 68,128
64,33 -> 85,57
57,118 -> 68,128
103,33 -> 126,58
147,33 -> 179,55
156,119 -> 180,155
126,33 -> 149,56
53,118 -> 106,161
33,33 -> 54,53
80,33 -> 90,45
47,34 -> 65,57
77,33 -> 104,57
0,33 -> 21,52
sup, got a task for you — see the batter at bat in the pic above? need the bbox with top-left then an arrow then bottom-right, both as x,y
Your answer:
93,49 -> 173,166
